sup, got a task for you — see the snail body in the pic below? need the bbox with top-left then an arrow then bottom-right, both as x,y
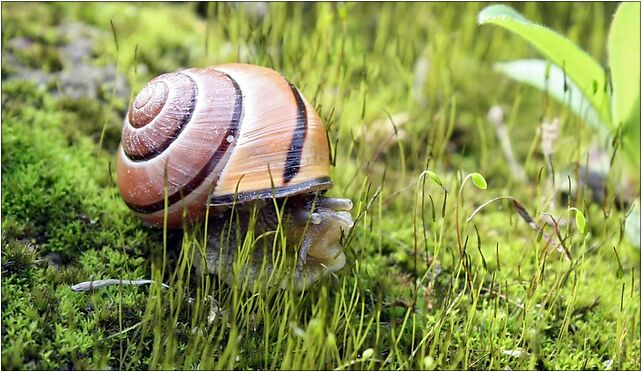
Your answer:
195,195 -> 354,290
117,64 -> 353,289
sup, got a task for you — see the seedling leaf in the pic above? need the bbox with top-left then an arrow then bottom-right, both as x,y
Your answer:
478,5 -> 611,129
426,170 -> 443,187
422,356 -> 435,369
471,173 -> 487,190
608,2 -> 641,174
361,348 -> 374,360
575,209 -> 586,234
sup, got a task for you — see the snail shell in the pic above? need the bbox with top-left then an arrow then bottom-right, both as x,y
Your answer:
117,64 -> 332,227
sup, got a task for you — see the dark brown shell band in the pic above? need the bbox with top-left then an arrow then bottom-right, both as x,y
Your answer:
282,82 -> 308,184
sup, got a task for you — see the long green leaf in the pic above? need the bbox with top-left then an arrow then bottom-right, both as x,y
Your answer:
494,59 -> 607,142
608,2 -> 641,173
478,5 -> 612,130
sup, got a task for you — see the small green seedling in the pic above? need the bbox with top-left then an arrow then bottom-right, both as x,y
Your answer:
470,172 -> 488,190
568,207 -> 587,234
425,170 -> 443,187
361,348 -> 374,360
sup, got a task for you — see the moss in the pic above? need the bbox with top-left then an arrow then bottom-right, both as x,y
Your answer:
1,3 -> 63,42
1,238 -> 37,278
56,96 -> 124,151
1,4 -> 66,74
1,18 -> 157,367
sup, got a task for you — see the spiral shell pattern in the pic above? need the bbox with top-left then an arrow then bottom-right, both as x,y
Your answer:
117,64 -> 332,227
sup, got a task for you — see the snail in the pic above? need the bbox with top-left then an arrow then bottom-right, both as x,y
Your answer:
116,63 -> 354,290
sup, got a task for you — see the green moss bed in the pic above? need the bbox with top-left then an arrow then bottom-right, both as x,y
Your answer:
1,3 -> 639,370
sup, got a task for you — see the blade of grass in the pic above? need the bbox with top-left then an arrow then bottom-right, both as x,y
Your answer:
607,2 -> 641,174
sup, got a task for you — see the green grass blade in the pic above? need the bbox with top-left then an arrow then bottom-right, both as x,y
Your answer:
494,59 -> 606,140
478,4 -> 611,129
608,2 -> 641,173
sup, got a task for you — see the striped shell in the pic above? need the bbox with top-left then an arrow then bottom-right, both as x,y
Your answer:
117,64 -> 332,227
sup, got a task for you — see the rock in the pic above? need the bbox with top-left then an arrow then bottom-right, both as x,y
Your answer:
4,21 -> 130,104
8,36 -> 34,51
57,22 -> 100,65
